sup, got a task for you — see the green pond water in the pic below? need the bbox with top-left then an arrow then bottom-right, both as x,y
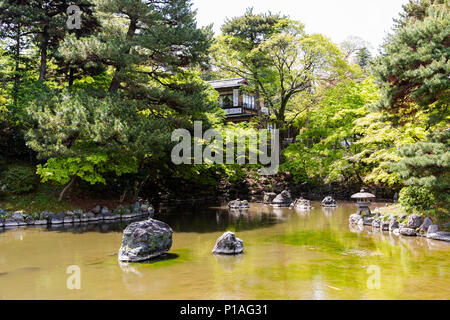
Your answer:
0,202 -> 449,300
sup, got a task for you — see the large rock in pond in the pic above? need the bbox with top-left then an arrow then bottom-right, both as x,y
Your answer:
228,199 -> 250,210
272,190 -> 292,207
118,219 -> 173,262
293,198 -> 312,210
212,232 -> 244,255
263,192 -> 277,205
322,196 -> 337,207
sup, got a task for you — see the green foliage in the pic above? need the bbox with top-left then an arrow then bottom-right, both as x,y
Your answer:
36,154 -> 138,186
393,129 -> 450,216
355,47 -> 372,69
0,165 -> 38,194
282,77 -> 381,186
212,9 -> 349,146
399,186 -> 435,212
373,0 -> 449,125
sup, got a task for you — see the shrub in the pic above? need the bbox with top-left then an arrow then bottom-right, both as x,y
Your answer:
0,165 -> 38,194
399,186 -> 435,213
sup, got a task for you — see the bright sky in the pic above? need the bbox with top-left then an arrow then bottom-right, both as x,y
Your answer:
192,0 -> 409,53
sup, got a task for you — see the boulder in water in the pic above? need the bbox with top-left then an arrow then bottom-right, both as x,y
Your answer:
263,192 -> 277,205
293,198 -> 312,210
118,219 -> 173,262
272,190 -> 292,207
212,231 -> 244,255
321,196 -> 337,207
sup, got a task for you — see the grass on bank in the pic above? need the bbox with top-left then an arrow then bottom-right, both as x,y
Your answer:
0,184 -> 76,213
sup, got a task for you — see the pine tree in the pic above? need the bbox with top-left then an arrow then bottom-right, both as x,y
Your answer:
0,1 -> 99,85
25,0 -> 220,200
393,129 -> 450,216
373,0 -> 449,124
355,47 -> 371,69
0,0 -> 35,103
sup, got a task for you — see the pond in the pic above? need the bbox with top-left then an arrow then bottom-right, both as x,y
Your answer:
0,202 -> 449,300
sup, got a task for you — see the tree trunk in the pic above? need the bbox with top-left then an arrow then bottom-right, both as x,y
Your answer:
68,68 -> 75,89
120,189 -> 127,203
58,175 -> 76,202
38,26 -> 49,81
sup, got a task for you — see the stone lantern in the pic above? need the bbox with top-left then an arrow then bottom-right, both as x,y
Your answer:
351,189 -> 376,215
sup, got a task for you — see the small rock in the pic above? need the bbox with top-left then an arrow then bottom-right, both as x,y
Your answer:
407,214 -> 423,229
419,217 -> 433,233
380,220 -> 390,231
263,192 -> 277,205
399,227 -> 417,237
73,209 -> 83,217
92,205 -> 101,214
5,219 -> 19,227
427,232 -> 450,242
65,210 -> 74,216
363,217 -> 374,226
427,225 -> 439,235
101,207 -> 110,215
25,216 -> 35,225
4,219 -> 18,227
393,228 -> 400,236
212,231 -> 244,255
50,212 -> 65,225
86,211 -> 96,218
41,211 -> 54,221
63,216 -> 73,224
12,211 -> 24,221
372,219 -> 381,228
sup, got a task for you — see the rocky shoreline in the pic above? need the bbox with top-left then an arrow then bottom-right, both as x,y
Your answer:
0,200 -> 154,230
349,211 -> 450,243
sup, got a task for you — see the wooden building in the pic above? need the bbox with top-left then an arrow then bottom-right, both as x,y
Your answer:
208,78 -> 269,123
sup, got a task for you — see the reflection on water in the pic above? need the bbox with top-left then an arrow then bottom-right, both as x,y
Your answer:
0,202 -> 449,300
